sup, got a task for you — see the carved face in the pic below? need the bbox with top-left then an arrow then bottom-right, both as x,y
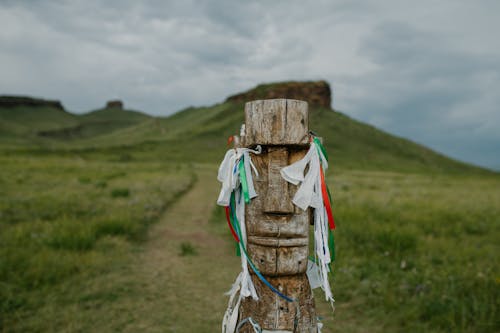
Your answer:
245,146 -> 310,276
237,99 -> 320,331
242,99 -> 311,277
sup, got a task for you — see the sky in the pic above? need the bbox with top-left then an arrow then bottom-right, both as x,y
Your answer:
1,0 -> 499,170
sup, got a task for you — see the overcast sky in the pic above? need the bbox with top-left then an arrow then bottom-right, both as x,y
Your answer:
1,0 -> 499,169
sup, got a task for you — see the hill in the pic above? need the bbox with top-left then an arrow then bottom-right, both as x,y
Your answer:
0,83 -> 490,173
0,96 -> 79,145
42,107 -> 151,140
68,81 -> 488,173
0,96 -> 151,144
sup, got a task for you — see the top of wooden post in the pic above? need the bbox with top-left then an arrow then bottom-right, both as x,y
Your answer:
243,99 -> 309,146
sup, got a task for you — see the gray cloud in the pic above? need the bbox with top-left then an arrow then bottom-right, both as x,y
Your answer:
343,20 -> 500,169
0,0 -> 499,169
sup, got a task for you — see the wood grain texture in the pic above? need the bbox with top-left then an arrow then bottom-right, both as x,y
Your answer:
239,275 -> 317,333
240,99 -> 316,332
244,99 -> 309,146
264,147 -> 294,214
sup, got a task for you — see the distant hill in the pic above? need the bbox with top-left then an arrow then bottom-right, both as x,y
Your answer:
0,95 -> 65,110
0,95 -> 78,144
64,81 -> 488,173
0,96 -> 151,143
0,83 -> 491,174
41,107 -> 151,140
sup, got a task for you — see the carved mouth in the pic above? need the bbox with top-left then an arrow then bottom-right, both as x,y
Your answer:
247,235 -> 308,248
246,235 -> 309,276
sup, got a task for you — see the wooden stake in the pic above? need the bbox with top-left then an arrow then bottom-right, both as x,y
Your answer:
239,99 -> 317,332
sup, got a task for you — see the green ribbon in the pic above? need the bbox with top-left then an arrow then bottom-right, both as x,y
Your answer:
235,240 -> 241,256
229,193 -> 241,256
329,228 -> 335,262
313,137 -> 329,162
238,158 -> 250,204
327,185 -> 333,205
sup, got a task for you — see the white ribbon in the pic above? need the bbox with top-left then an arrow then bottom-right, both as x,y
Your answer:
218,146 -> 261,333
280,142 -> 334,304
217,147 -> 260,206
222,273 -> 242,333
280,144 -> 323,210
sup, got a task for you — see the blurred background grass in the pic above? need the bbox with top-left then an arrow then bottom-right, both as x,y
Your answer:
0,155 -> 195,316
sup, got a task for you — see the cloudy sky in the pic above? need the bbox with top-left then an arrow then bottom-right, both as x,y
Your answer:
1,0 -> 499,169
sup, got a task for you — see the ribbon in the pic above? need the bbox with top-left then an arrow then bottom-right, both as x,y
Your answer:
280,135 -> 336,303
228,191 -> 295,303
225,206 -> 240,242
329,228 -> 335,262
229,194 -> 241,257
313,136 -> 329,162
238,159 -> 250,204
217,145 -> 294,306
319,164 -> 335,230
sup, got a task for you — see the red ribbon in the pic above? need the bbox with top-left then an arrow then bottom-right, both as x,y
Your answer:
320,165 -> 335,230
225,206 -> 240,242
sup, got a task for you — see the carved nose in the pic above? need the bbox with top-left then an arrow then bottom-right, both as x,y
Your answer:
263,147 -> 295,215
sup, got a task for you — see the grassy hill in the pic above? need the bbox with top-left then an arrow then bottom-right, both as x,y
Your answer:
0,105 -> 79,144
0,97 -> 151,145
81,107 -> 150,123
41,107 -> 151,140
0,82 -> 493,175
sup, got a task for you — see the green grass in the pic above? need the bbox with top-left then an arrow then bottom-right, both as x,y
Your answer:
0,154 -> 195,327
110,187 -> 130,198
1,154 -> 498,332
179,242 -> 198,256
80,107 -> 150,123
316,171 -> 500,332
207,170 -> 500,332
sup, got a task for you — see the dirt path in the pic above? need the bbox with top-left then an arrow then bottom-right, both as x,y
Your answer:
92,164 -> 339,332
119,164 -> 239,332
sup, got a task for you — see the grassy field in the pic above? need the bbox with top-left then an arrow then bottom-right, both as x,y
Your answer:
0,154 -> 195,331
320,170 -> 499,332
210,170 -> 500,332
1,147 -> 497,332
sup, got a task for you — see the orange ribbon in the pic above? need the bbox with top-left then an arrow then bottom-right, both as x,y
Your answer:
320,164 -> 335,230
225,206 -> 240,242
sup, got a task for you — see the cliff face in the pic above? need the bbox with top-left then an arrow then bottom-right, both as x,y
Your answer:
226,80 -> 332,108
106,100 -> 123,109
0,95 -> 65,110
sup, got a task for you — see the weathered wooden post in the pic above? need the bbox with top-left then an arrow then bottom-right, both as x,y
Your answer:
239,99 -> 317,332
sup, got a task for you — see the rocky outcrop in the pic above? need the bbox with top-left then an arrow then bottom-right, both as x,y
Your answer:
226,80 -> 332,108
0,95 -> 64,110
106,100 -> 123,109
